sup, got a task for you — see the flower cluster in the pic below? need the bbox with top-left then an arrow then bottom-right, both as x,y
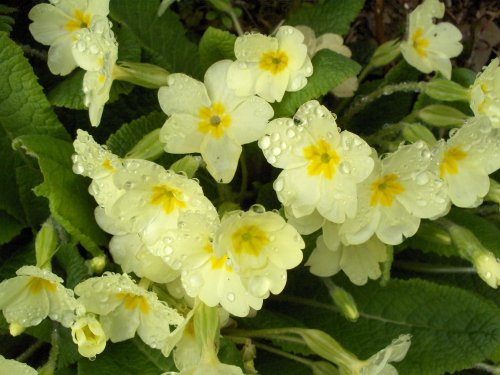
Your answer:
29,0 -> 117,126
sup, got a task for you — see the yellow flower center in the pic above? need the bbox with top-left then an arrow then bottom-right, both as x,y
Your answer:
82,325 -> 98,341
411,28 -> 430,58
116,293 -> 150,314
150,185 -> 187,214
101,159 -> 114,171
198,102 -> 231,139
231,225 -> 269,256
370,174 -> 405,207
210,254 -> 233,272
439,146 -> 467,177
27,277 -> 57,294
303,140 -> 340,179
259,50 -> 289,75
65,9 -> 91,32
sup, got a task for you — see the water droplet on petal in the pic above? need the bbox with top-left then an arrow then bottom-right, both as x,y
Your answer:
227,293 -> 235,302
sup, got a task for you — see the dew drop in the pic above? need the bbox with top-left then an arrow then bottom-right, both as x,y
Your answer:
227,293 -> 235,302
259,136 -> 271,150
286,128 -> 296,138
274,178 -> 284,192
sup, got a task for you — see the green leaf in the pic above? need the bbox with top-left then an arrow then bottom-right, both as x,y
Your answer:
110,0 -> 202,78
16,164 -> 50,229
58,326 -> 81,369
417,104 -> 468,127
219,338 -> 244,368
77,338 -> 175,375
106,111 -> 166,157
0,210 -> 23,245
273,50 -> 361,117
0,242 -> 35,279
55,244 -> 89,289
0,6 -> 16,34
288,0 -> 365,36
14,135 -> 107,257
289,278 -> 500,375
0,32 -> 68,226
199,27 -> 236,72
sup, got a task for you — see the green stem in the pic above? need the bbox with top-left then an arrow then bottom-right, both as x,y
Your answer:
223,328 -> 306,345
341,81 -> 426,128
393,261 -> 476,274
15,340 -> 44,362
38,327 -> 59,375
228,8 -> 244,36
253,341 -> 314,367
238,150 -> 248,202
357,63 -> 373,83
475,362 -> 500,374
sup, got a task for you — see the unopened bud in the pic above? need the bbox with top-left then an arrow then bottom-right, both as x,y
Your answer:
35,221 -> 59,269
418,105 -> 468,127
170,156 -> 203,178
86,255 -> 106,274
9,322 -> 25,337
424,79 -> 470,102
329,287 -> 359,322
126,128 -> 164,161
113,62 -> 170,89
369,39 -> 401,68
208,0 -> 232,13
311,361 -> 340,375
402,123 -> 437,145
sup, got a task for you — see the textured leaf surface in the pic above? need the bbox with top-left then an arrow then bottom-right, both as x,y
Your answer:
55,244 -> 89,289
110,0 -> 202,78
274,50 -> 360,117
14,135 -> 107,257
78,339 -> 175,375
199,27 -> 236,72
288,0 -> 365,36
0,211 -> 23,245
285,277 -> 500,375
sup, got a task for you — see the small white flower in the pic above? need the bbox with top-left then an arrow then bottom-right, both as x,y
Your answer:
0,266 -> 81,330
431,116 -> 500,208
259,100 -> 373,223
227,26 -> 313,102
470,58 -> 500,128
0,355 -> 37,375
306,223 -> 387,286
71,314 -> 107,358
72,17 -> 118,127
215,209 -> 304,298
341,142 -> 449,245
28,0 -> 110,75
295,25 -> 358,97
359,334 -> 412,375
75,273 -> 184,349
400,0 -> 462,79
159,60 -> 274,183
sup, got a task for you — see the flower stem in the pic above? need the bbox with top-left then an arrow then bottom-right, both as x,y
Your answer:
393,261 -> 476,274
16,340 -> 44,362
341,81 -> 426,127
228,8 -> 244,36
238,150 -> 248,202
253,341 -> 314,367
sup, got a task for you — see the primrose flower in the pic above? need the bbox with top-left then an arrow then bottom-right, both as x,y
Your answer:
72,129 -> 123,210
72,17 -> 118,127
341,141 -> 449,245
359,334 -> 412,375
0,266 -> 81,332
227,26 -> 313,102
215,208 -> 304,299
165,214 -> 263,317
173,362 -> 245,375
295,25 -> 358,97
306,223 -> 387,285
431,116 -> 500,208
0,355 -> 37,375
400,0 -> 462,79
470,58 -> 500,128
71,314 -> 107,358
159,60 -> 273,183
28,0 -> 109,75
259,100 -> 373,223
75,273 -> 184,349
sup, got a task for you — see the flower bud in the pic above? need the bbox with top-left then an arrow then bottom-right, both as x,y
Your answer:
208,0 -> 233,13
9,322 -> 25,337
402,123 -> 437,145
369,39 -> 401,68
71,314 -> 107,358
86,255 -> 106,274
113,62 -> 170,89
126,128 -> 164,161
417,105 -> 468,127
329,287 -> 359,322
35,221 -> 58,269
170,156 -> 203,178
474,253 -> 500,289
424,79 -> 470,102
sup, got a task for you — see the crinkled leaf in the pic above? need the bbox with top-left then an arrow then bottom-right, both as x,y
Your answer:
0,210 -> 23,245
110,0 -> 202,78
199,27 -> 236,72
77,338 -> 175,375
288,0 -> 365,36
273,50 -> 361,117
106,111 -> 166,156
16,164 -> 50,229
14,135 -> 107,257
55,243 -> 89,289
